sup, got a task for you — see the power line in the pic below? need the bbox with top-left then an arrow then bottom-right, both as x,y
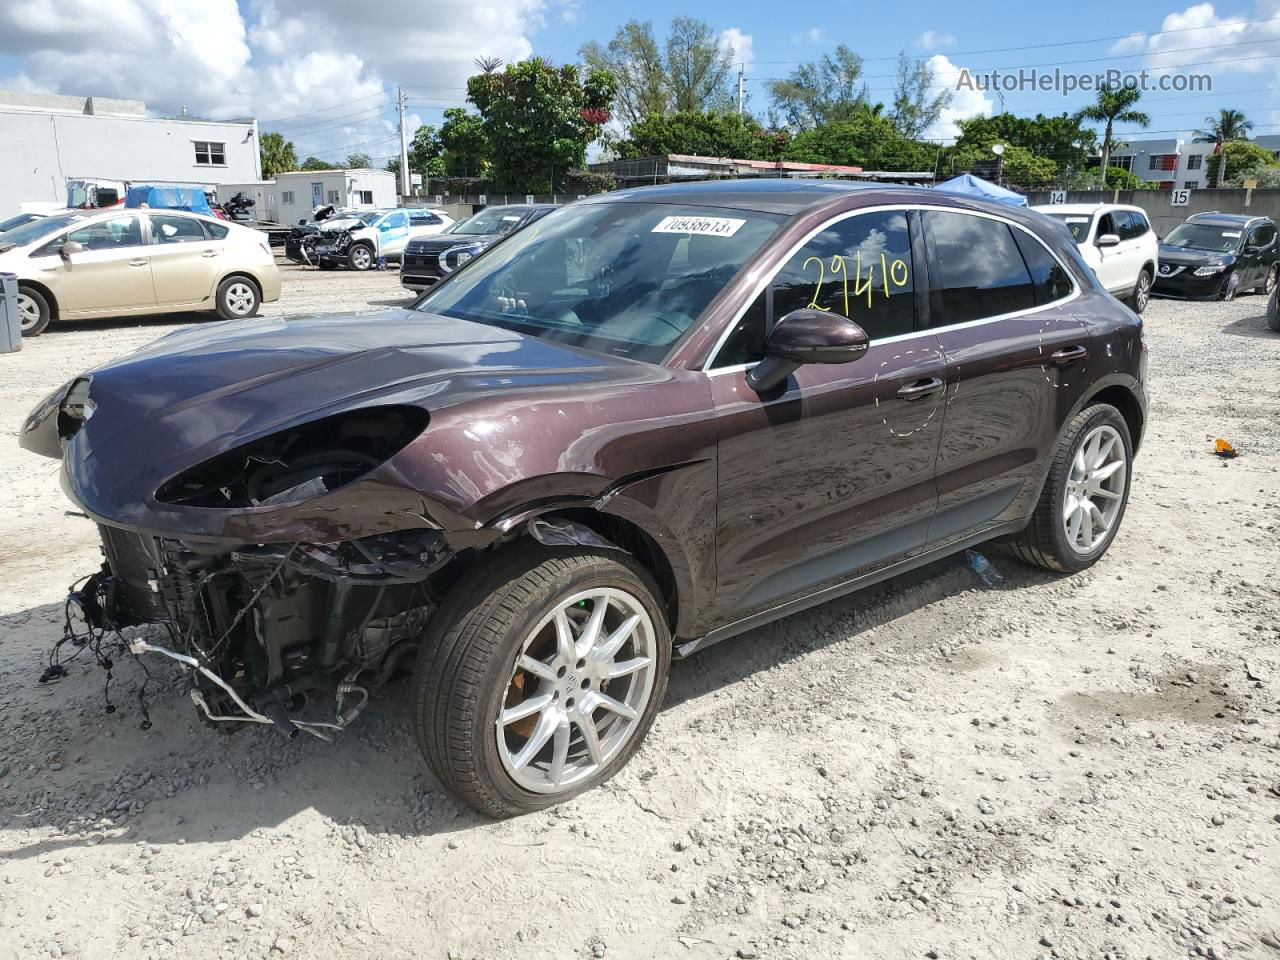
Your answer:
259,91 -> 393,125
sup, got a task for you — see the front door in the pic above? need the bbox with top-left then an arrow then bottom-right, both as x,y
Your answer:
1092,211 -> 1128,292
311,182 -> 324,208
147,214 -> 223,306
709,208 -> 946,626
920,209 -> 1091,544
31,214 -> 155,315
375,211 -> 410,256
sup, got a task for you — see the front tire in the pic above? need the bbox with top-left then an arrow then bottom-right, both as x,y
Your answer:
1219,270 -> 1240,301
413,543 -> 671,818
347,243 -> 374,271
16,286 -> 51,336
1007,404 -> 1133,574
1126,268 -> 1151,313
215,276 -> 260,320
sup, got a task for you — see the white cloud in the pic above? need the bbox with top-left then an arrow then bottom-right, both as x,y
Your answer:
1111,2 -> 1280,74
920,30 -> 956,50
923,54 -> 994,140
0,0 -> 548,164
720,27 -> 754,71
790,27 -> 825,44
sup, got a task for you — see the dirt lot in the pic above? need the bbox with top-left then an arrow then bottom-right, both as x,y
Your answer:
1,261 -> 1278,960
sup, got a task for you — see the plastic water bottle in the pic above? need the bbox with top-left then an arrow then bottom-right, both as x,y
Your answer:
966,550 -> 1003,587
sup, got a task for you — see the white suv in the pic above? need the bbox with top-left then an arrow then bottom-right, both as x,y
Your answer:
1033,203 -> 1159,313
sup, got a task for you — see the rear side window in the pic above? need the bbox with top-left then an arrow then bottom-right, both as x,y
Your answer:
1012,230 -> 1074,305
923,211 -> 1035,326
410,212 -> 441,226
150,215 -> 207,244
1117,211 -> 1148,241
204,221 -> 230,240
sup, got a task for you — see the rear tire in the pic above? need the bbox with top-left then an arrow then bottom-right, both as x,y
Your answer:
1267,287 -> 1280,332
412,542 -> 671,818
16,286 -> 51,336
1258,263 -> 1278,296
215,276 -> 260,320
1125,269 -> 1151,313
1007,403 -> 1133,574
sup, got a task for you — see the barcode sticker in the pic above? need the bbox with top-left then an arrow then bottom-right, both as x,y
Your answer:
652,215 -> 746,237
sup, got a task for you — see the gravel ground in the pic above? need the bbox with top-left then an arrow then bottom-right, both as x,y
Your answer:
1,261 -> 1278,960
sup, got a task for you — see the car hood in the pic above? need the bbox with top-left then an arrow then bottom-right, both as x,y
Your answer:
26,308 -> 698,540
1158,243 -> 1235,267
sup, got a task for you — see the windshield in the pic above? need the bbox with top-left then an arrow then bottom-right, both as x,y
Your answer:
449,207 -> 534,236
0,214 -> 43,233
0,212 -> 89,250
415,201 -> 784,363
1163,223 -> 1244,253
357,211 -> 382,225
1044,213 -> 1092,244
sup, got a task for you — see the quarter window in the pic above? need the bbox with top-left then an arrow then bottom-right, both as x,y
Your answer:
923,211 -> 1035,326
1011,230 -> 1073,305
194,141 -> 226,166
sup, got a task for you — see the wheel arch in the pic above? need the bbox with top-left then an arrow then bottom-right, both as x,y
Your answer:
1082,382 -> 1145,452
216,271 -> 263,298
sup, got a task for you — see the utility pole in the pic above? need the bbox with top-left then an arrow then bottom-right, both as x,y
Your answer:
737,64 -> 745,116
398,87 -> 411,200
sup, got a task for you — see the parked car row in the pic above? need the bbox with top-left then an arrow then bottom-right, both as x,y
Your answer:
24,179 -> 1148,817
284,207 -> 456,270
1032,203 -> 1279,309
400,203 -> 554,291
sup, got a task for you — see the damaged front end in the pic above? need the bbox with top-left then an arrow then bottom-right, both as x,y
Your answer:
298,227 -> 354,267
70,523 -> 450,738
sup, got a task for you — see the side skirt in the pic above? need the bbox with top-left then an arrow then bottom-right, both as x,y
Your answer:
675,518 -> 1029,658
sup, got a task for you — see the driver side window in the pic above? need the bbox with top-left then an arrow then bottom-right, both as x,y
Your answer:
712,209 -> 916,368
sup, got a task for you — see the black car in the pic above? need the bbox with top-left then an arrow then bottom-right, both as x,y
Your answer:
1153,212 -> 1280,300
400,204 -> 554,291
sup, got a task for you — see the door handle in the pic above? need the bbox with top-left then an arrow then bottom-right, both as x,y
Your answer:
201,249 -> 220,258
897,377 -> 945,401
129,259 -> 149,267
1050,345 -> 1088,366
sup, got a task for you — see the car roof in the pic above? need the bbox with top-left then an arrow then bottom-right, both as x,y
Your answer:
1186,211 -> 1271,226
1031,203 -> 1144,216
582,178 -> 893,216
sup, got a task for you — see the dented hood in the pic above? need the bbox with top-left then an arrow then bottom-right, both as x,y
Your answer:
25,308 -> 707,542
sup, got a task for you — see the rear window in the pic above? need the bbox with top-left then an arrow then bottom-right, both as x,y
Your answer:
923,211 -> 1036,326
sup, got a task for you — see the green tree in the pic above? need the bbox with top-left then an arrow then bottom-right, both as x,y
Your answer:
439,108 -> 490,178
1212,140 -> 1277,185
259,131 -> 297,178
946,142 -> 1057,187
409,125 -> 446,180
784,113 -> 936,171
300,156 -> 330,171
890,53 -> 952,140
1195,109 -> 1254,186
580,18 -> 735,126
615,110 -> 787,161
954,113 -> 1097,171
1073,86 -> 1150,180
345,152 -> 373,169
467,58 -> 617,193
580,21 -> 668,127
767,45 -> 868,130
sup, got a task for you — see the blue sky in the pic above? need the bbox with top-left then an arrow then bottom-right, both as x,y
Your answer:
2,0 -> 1279,163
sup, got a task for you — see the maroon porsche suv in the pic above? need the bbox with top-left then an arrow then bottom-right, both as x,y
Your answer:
21,180 -> 1147,817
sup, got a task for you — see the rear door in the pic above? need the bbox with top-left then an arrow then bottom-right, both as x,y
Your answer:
1115,211 -> 1147,292
147,214 -> 223,306
31,214 -> 156,315
1244,222 -> 1276,287
922,209 -> 1091,546
709,208 -> 947,624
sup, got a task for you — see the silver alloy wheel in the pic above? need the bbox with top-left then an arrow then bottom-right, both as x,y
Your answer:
496,587 -> 656,794
351,246 -> 372,269
223,282 -> 256,316
1134,271 -> 1150,310
16,293 -> 40,332
1063,424 -> 1127,554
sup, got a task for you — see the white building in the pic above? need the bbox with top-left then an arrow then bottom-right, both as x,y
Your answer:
1106,134 -> 1280,190
0,90 -> 261,216
267,169 -> 399,225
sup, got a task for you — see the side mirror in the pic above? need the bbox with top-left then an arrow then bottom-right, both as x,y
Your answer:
59,240 -> 84,261
1096,233 -> 1121,247
746,308 -> 870,393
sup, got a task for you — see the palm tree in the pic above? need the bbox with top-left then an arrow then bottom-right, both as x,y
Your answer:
259,132 -> 298,179
1074,87 -> 1150,182
1194,109 -> 1253,186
